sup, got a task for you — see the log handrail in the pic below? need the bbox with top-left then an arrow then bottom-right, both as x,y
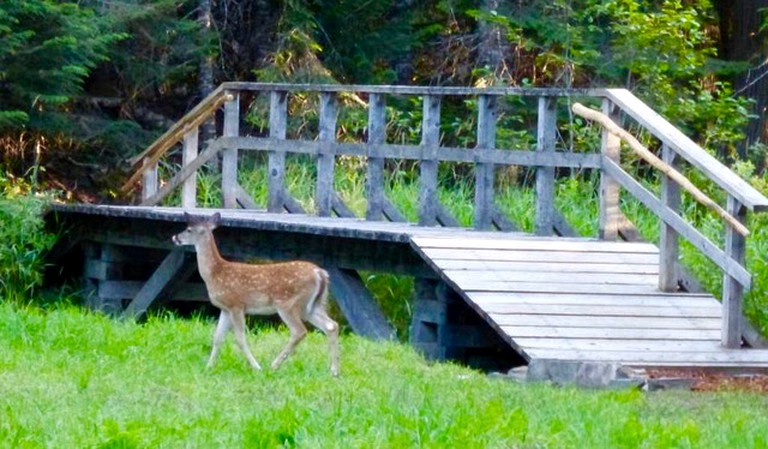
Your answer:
120,86 -> 233,194
572,102 -> 750,237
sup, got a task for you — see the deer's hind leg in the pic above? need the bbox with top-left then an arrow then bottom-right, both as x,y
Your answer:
271,307 -> 307,371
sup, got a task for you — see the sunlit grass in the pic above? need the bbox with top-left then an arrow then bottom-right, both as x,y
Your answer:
1,302 -> 768,448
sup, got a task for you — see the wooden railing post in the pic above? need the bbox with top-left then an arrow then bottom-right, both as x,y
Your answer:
598,99 -> 622,240
474,94 -> 496,230
722,195 -> 747,348
419,95 -> 441,226
221,91 -> 240,208
181,127 -> 199,209
535,96 -> 557,236
317,92 -> 338,217
659,144 -> 680,291
268,91 -> 288,212
141,157 -> 158,203
366,93 -> 386,221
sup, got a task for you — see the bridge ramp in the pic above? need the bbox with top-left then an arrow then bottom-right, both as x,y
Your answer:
411,235 -> 768,369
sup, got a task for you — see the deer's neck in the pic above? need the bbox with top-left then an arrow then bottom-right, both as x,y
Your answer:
194,232 -> 225,282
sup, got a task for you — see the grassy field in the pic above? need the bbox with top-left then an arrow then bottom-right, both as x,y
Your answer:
1,302 -> 768,448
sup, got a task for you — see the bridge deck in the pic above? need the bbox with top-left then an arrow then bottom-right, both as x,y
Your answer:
411,235 -> 768,369
48,205 -> 768,369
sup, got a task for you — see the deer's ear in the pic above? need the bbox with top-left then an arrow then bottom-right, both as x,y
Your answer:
211,212 -> 221,228
184,212 -> 192,223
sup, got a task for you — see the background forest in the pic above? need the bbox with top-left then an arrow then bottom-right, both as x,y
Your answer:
1,0 -> 767,197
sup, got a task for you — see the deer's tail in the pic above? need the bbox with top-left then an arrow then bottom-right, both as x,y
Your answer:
306,268 -> 330,316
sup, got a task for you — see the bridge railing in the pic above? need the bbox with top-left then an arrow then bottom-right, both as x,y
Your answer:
120,82 -> 768,347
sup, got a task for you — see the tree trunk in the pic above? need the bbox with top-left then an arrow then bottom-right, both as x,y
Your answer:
199,0 -> 216,146
477,0 -> 508,81
718,0 -> 768,153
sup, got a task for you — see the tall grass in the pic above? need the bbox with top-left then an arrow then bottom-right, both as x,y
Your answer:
1,301 -> 768,448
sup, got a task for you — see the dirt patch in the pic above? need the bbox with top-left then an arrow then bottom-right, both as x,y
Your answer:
647,369 -> 768,393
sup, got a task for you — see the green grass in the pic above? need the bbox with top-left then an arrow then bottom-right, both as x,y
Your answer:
1,302 -> 768,448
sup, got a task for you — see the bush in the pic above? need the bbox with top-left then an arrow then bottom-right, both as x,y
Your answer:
0,181 -> 56,301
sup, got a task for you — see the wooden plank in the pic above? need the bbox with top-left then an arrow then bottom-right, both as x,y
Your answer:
722,195 -> 747,348
326,267 -> 395,340
444,269 -> 658,286
491,313 -> 721,330
500,325 -> 721,341
366,93 -> 386,221
419,95 -> 440,226
474,94 -> 496,230
232,136 -> 602,168
470,291 -> 719,308
433,259 -> 658,274
479,303 -> 721,319
659,144 -> 680,291
535,96 -> 556,235
316,92 -> 337,216
181,128 -> 199,209
524,348 -> 768,366
221,91 -> 240,208
420,247 -> 659,264
220,81 -> 605,97
599,99 -> 622,240
461,280 -> 665,295
235,184 -> 259,210
124,249 -> 192,319
516,338 -> 725,352
268,91 -> 288,212
605,88 -> 768,211
603,158 -> 752,288
412,236 -> 659,253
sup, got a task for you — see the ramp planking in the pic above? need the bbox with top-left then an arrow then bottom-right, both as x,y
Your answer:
410,234 -> 768,369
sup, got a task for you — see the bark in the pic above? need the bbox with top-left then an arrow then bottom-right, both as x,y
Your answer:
477,0 -> 509,81
718,0 -> 768,152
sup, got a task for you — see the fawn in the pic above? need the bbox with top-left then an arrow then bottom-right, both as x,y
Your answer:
172,212 -> 340,376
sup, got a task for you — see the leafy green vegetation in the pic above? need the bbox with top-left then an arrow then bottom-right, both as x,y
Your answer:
1,301 -> 768,448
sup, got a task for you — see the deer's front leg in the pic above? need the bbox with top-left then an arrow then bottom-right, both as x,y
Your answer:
271,308 -> 308,371
207,309 -> 231,368
228,309 -> 262,370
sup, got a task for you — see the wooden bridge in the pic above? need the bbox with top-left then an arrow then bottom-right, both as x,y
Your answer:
46,82 -> 768,371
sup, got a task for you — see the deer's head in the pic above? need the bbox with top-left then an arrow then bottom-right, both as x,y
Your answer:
172,212 -> 221,246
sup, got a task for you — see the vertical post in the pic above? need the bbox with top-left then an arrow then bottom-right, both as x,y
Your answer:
181,127 -> 199,209
722,195 -> 747,348
366,93 -> 386,221
221,91 -> 240,208
599,99 -> 622,240
409,278 -> 445,360
268,91 -> 288,212
141,158 -> 158,203
419,95 -> 440,226
659,144 -> 680,291
535,96 -> 557,236
316,92 -> 338,216
474,95 -> 497,230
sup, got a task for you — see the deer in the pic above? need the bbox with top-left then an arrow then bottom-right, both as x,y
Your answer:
172,212 -> 340,376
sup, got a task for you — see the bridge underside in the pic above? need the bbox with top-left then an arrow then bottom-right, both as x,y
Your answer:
46,205 -> 768,371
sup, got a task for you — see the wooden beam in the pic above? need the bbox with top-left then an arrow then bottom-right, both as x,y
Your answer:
366,93 -> 387,221
536,96 -> 557,235
268,91 -> 288,212
659,144 -> 681,291
474,95 -> 496,230
326,267 -> 395,340
317,92 -> 338,216
598,99 -> 622,240
181,127 -> 199,209
419,95 -> 440,226
123,249 -> 193,319
222,92 -> 240,208
722,195 -> 747,348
